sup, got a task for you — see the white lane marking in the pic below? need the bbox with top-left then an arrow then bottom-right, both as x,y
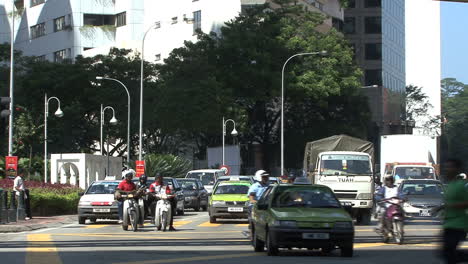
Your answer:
31,223 -> 78,234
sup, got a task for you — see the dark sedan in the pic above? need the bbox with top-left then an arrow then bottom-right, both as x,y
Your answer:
178,178 -> 209,211
399,179 -> 445,218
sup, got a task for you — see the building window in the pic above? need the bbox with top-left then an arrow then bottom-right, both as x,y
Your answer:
365,69 -> 382,86
365,43 -> 382,60
31,0 -> 45,7
364,0 -> 381,8
30,23 -> 45,39
365,17 -> 381,34
116,12 -> 126,27
347,0 -> 355,8
84,14 -> 114,26
193,10 -> 201,34
54,49 -> 67,63
54,16 -> 66,32
155,54 -> 161,61
343,17 -> 356,34
171,17 -> 178,24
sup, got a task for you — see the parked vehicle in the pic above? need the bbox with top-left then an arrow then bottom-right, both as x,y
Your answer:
304,135 -> 375,225
178,178 -> 209,211
77,180 -> 120,224
185,169 -> 225,193
208,180 -> 252,223
377,197 -> 405,244
154,192 -> 173,231
251,183 -> 354,257
399,179 -> 444,218
380,135 -> 438,184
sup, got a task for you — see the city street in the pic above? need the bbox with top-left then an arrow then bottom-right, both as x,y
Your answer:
0,211 -> 460,264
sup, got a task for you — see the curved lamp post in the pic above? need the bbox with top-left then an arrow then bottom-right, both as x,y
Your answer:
281,51 -> 327,176
44,94 -> 64,183
101,105 -> 118,176
222,117 -> 238,166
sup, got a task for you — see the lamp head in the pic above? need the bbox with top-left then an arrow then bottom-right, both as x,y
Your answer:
96,76 -> 103,80
320,50 -> 328,56
54,108 -> 64,118
231,127 -> 238,136
109,116 -> 118,125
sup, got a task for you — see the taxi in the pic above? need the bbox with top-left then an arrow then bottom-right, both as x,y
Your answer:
251,183 -> 354,257
208,180 -> 252,223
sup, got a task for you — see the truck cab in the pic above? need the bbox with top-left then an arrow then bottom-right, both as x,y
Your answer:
314,151 -> 374,225
383,163 -> 437,185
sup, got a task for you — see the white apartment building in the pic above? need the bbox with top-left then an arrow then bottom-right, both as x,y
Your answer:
0,0 -> 343,63
405,0 -> 441,136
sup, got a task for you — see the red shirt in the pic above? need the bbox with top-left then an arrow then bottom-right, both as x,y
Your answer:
118,180 -> 136,192
149,182 -> 172,194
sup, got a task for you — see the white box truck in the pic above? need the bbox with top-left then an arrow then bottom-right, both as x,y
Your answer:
304,135 -> 375,225
380,135 -> 438,184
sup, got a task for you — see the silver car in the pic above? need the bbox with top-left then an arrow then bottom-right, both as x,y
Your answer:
399,179 -> 444,218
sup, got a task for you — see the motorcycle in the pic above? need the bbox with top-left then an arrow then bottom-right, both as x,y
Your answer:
154,193 -> 173,232
377,197 -> 405,244
121,187 -> 145,232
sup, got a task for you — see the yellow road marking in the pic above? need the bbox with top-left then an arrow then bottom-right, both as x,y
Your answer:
56,234 -> 191,240
113,253 -> 260,264
84,224 -> 109,229
409,220 -> 440,223
173,220 -> 192,227
26,234 -> 62,264
236,224 -> 249,227
198,222 -> 221,227
354,243 -> 387,248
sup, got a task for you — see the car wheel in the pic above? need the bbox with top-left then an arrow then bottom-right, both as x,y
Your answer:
78,216 -> 86,225
340,242 -> 353,257
266,230 -> 279,256
209,215 -> 217,223
252,227 -> 265,252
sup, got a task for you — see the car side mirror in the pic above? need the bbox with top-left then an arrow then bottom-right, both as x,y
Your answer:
78,192 -> 84,196
257,204 -> 268,210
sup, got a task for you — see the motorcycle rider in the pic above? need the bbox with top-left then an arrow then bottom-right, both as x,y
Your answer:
374,176 -> 404,233
116,170 -> 137,224
137,175 -> 150,222
149,174 -> 176,231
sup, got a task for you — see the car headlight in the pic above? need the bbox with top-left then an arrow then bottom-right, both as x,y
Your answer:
78,201 -> 91,206
273,220 -> 297,227
334,221 -> 353,229
212,200 -> 226,206
356,193 -> 372,200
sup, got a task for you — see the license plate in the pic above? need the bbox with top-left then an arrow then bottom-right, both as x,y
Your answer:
419,209 -> 431,217
228,207 -> 243,212
93,208 -> 110,213
302,233 -> 330,240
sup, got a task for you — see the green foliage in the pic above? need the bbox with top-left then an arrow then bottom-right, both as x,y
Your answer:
29,188 -> 80,216
405,85 -> 441,135
142,154 -> 192,178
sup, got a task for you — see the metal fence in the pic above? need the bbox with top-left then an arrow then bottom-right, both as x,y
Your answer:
0,189 -> 26,224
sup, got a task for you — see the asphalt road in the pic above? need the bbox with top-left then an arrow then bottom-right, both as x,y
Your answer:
0,210 -> 463,264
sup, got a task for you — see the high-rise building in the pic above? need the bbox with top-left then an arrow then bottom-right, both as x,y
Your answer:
344,0 -> 406,136
1,0 -> 344,63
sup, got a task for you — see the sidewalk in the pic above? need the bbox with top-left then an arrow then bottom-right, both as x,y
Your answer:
0,215 -> 77,233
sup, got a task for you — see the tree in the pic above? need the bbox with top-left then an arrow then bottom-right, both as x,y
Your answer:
156,1 -> 368,169
405,85 -> 441,136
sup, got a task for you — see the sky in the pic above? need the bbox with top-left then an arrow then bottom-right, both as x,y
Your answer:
441,1 -> 468,84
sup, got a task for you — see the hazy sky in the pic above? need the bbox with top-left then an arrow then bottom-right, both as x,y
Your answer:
441,1 -> 468,84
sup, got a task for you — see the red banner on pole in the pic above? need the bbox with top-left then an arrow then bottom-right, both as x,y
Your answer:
136,160 -> 145,178
5,156 -> 18,177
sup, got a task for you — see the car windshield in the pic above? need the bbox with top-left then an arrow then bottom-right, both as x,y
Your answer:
187,172 -> 216,185
214,184 -> 250,195
179,180 -> 197,190
320,154 -> 372,176
86,182 -> 119,194
273,187 -> 341,208
394,167 -> 435,180
401,183 -> 444,196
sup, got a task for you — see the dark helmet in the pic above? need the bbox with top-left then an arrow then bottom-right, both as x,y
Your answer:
384,176 -> 395,184
139,175 -> 147,185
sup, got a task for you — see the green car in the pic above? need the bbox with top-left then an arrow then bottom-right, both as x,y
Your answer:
251,183 -> 354,257
208,181 -> 252,223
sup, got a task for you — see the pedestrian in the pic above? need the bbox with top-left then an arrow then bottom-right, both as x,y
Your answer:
13,168 -> 31,220
440,158 -> 468,264
247,170 -> 270,231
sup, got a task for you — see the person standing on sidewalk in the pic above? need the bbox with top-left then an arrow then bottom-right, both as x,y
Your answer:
441,158 -> 468,264
13,169 -> 31,220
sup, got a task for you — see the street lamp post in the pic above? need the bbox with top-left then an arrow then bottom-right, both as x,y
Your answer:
8,0 -> 16,156
96,77 -> 131,165
100,105 -> 118,176
222,117 -> 238,166
281,51 -> 327,176
44,94 -> 64,183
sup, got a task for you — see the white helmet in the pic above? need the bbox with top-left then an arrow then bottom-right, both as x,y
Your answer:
122,169 -> 136,179
255,170 -> 269,182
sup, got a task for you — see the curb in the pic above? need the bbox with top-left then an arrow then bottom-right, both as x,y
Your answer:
0,215 -> 77,233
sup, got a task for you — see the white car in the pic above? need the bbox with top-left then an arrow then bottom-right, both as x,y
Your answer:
185,169 -> 225,193
77,180 -> 120,224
